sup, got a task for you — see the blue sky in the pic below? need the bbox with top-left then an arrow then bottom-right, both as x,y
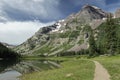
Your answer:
0,0 -> 120,44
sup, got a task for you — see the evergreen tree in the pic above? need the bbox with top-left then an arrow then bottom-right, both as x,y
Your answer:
0,43 -> 20,59
105,14 -> 117,55
88,28 -> 97,56
83,25 -> 97,56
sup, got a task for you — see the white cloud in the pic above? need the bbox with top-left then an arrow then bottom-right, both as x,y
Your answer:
0,0 -> 61,21
0,0 -> 58,45
33,0 -> 44,2
0,21 -> 54,45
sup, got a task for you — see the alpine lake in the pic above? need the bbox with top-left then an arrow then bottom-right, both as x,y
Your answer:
0,59 -> 62,80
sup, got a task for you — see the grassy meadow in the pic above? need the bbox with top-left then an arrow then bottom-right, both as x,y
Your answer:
21,55 -> 120,80
21,59 -> 95,80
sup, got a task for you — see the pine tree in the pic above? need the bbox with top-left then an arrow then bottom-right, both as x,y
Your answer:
105,14 -> 118,55
89,30 -> 97,56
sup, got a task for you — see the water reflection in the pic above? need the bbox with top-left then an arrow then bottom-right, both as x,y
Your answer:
0,59 -> 61,80
0,60 -> 19,73
11,60 -> 61,74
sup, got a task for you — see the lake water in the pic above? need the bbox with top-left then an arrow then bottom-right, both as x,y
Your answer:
0,59 -> 61,80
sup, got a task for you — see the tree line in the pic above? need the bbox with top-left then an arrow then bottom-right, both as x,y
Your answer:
0,43 -> 21,60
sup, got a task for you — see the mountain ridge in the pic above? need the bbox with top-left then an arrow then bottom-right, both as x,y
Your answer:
14,5 -> 119,56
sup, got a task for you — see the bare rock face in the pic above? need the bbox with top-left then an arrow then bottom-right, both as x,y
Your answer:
115,9 -> 120,18
14,5 -> 108,55
75,5 -> 107,23
14,24 -> 59,54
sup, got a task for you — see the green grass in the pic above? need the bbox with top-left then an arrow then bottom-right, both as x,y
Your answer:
33,45 -> 53,55
69,31 -> 80,38
59,31 -> 71,38
58,30 -> 80,38
22,56 -> 72,61
92,55 -> 120,80
21,55 -> 120,80
21,59 -> 95,80
78,39 -> 84,44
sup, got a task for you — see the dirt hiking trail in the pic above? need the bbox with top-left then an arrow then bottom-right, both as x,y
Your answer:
93,61 -> 110,80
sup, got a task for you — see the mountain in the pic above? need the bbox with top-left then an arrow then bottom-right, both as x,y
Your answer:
1,42 -> 16,49
0,42 -> 20,59
14,5 -> 109,56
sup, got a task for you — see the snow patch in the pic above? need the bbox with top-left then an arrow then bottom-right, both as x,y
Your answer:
92,6 -> 100,9
51,22 -> 61,32
102,18 -> 107,20
51,19 -> 65,33
64,23 -> 66,26
59,19 -> 65,22
60,30 -> 64,33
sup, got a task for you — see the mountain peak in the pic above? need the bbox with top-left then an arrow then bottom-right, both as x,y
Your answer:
82,4 -> 92,8
82,4 -> 100,10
